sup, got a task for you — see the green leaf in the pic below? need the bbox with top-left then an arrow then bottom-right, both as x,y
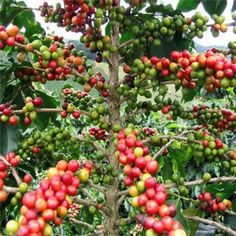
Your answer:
34,90 -> 59,131
202,0 -> 227,16
160,156 -> 173,180
146,4 -> 182,16
0,123 -> 19,155
232,1 -> 236,11
177,0 -> 201,12
206,183 -> 236,199
120,32 -> 135,44
183,207 -> 203,236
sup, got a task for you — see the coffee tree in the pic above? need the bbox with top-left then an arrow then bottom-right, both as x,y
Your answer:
0,0 -> 236,235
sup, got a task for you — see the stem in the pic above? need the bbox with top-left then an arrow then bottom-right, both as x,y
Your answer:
103,20 -> 121,236
166,176 -> 236,188
3,186 -> 19,193
70,218 -> 94,230
168,192 -> 197,203
225,210 -> 236,216
0,155 -> 21,185
0,108 -> 90,116
153,139 -> 174,159
74,197 -> 110,215
88,180 -> 106,194
186,216 -> 236,236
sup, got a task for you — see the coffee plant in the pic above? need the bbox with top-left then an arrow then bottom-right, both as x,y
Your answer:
0,0 -> 236,235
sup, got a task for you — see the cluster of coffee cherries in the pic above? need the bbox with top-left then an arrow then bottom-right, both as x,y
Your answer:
62,88 -> 90,108
22,96 -> 43,126
0,25 -> 25,49
143,127 -> 157,136
86,72 -> 109,97
39,1 -> 95,33
68,202 -> 80,221
0,24 -> 92,84
14,67 -> 43,82
0,103 -> 19,125
17,127 -> 73,159
197,192 -> 231,214
211,14 -> 228,37
61,102 -> 81,119
31,39 -> 88,82
115,128 -> 185,235
189,130 -> 228,161
191,105 -> 236,131
0,152 -> 21,203
124,49 -> 236,94
89,127 -> 107,140
5,159 -> 92,236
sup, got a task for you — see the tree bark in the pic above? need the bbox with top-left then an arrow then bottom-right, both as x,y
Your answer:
103,22 -> 121,236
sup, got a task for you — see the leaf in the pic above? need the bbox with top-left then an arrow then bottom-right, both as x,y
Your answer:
183,207 -> 203,236
177,0 -> 201,12
202,0 -> 227,16
225,214 -> 236,230
160,156 -> 173,180
146,4 -> 182,16
120,32 -> 135,44
206,183 -> 236,199
34,90 -> 59,131
232,1 -> 236,12
0,123 -> 19,155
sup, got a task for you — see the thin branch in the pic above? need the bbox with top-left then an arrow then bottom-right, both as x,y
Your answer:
185,216 -> 236,236
70,218 -> 94,229
118,194 -> 128,207
0,108 -> 90,116
117,189 -> 129,197
123,108 -> 147,121
106,57 -> 113,67
0,155 -> 21,185
119,39 -> 135,49
3,185 -> 19,193
166,176 -> 236,188
88,180 -> 106,194
74,197 -> 110,215
153,131 -> 187,159
81,188 -> 94,201
225,210 -> 236,217
153,139 -> 174,159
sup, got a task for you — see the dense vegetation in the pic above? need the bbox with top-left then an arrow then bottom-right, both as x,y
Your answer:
0,0 -> 236,236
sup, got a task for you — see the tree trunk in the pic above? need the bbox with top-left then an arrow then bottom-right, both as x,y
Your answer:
103,22 -> 121,236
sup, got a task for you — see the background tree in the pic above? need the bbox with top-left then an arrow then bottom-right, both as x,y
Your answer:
0,0 -> 236,236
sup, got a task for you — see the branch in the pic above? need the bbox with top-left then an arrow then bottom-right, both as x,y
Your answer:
117,189 -> 129,197
166,176 -> 236,188
118,194 -> 128,207
81,188 -> 94,201
70,218 -> 94,230
153,131 -> 189,159
123,108 -> 147,122
74,197 -> 110,215
88,180 -> 106,194
3,185 -> 19,193
0,155 -> 21,185
119,39 -> 135,49
0,108 -> 90,117
76,135 -> 105,153
225,210 -> 236,217
185,216 -> 236,236
153,139 -> 174,159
